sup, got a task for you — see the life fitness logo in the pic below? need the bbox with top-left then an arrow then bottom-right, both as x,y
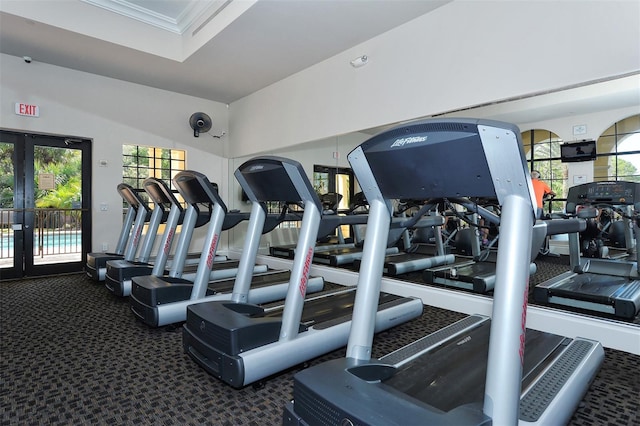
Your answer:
390,135 -> 428,148
299,246 -> 314,297
519,284 -> 528,366
205,234 -> 219,269
163,228 -> 175,255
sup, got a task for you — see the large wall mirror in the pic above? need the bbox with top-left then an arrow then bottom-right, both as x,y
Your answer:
225,74 -> 640,329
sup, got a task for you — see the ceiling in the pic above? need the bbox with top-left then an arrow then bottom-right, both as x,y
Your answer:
1,0 -> 637,123
0,0 -> 450,104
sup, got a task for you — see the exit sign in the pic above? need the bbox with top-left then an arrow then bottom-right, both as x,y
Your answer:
15,102 -> 40,117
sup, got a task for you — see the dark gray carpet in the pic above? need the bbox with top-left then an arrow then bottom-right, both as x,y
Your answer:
1,267 -> 638,425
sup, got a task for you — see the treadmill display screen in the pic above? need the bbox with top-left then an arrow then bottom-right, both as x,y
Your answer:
568,181 -> 639,205
586,183 -> 633,200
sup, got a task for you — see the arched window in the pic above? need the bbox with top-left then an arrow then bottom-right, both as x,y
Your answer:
596,114 -> 640,182
522,129 -> 566,213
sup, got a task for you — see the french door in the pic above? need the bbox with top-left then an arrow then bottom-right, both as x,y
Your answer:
0,131 -> 92,279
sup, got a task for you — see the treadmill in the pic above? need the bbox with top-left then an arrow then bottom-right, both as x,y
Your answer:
104,177 -> 213,297
127,176 -> 269,305
365,210 -> 456,276
129,170 -> 322,327
312,193 -> 400,266
269,193 -> 363,259
534,181 -> 640,319
284,118 -> 603,426
422,201 -> 538,293
599,211 -> 635,259
85,183 -> 152,281
181,156 -> 423,388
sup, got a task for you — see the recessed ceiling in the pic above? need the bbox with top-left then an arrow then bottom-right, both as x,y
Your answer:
80,0 -> 228,34
0,0 -> 451,103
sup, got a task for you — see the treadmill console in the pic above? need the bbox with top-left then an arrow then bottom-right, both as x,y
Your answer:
235,156 -> 322,210
567,181 -> 640,210
117,183 -> 146,210
143,177 -> 177,206
173,171 -> 224,210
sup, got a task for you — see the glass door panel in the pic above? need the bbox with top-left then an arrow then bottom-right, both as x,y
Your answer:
0,131 -> 91,279
0,139 -> 20,279
31,145 -> 84,266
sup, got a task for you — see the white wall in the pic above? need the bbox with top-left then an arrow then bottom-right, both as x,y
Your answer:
229,0 -> 640,158
0,53 -> 229,252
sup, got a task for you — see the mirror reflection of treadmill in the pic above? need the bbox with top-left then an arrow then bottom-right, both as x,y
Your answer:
420,199 -> 547,294
284,118 -> 604,426
353,212 -> 456,276
312,192 -> 400,266
269,193 -> 367,260
534,181 -> 640,320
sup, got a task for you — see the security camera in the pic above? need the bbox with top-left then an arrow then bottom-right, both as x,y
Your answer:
23,56 -> 32,63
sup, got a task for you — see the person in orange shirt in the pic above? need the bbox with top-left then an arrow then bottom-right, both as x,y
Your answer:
531,170 -> 556,209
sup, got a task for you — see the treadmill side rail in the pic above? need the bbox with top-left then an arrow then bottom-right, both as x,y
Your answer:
284,332 -> 604,426
519,338 -> 604,425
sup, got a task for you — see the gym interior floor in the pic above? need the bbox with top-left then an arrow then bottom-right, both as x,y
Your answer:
1,256 -> 638,425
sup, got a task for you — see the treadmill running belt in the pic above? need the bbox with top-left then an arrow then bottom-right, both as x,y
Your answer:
439,262 -> 496,282
552,273 -> 635,304
384,323 -> 565,413
261,291 -> 403,328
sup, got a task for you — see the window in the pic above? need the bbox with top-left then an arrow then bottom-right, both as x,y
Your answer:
596,114 -> 640,183
522,129 -> 566,214
122,145 -> 186,211
122,145 -> 185,191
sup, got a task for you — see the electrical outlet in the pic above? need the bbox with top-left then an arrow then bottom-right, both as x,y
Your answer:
100,203 -> 108,211
102,242 -> 108,251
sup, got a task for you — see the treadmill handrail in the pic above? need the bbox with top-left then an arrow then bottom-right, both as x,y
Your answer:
114,205 -> 136,255
122,197 -> 152,262
543,217 -> 586,235
452,197 -> 501,226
